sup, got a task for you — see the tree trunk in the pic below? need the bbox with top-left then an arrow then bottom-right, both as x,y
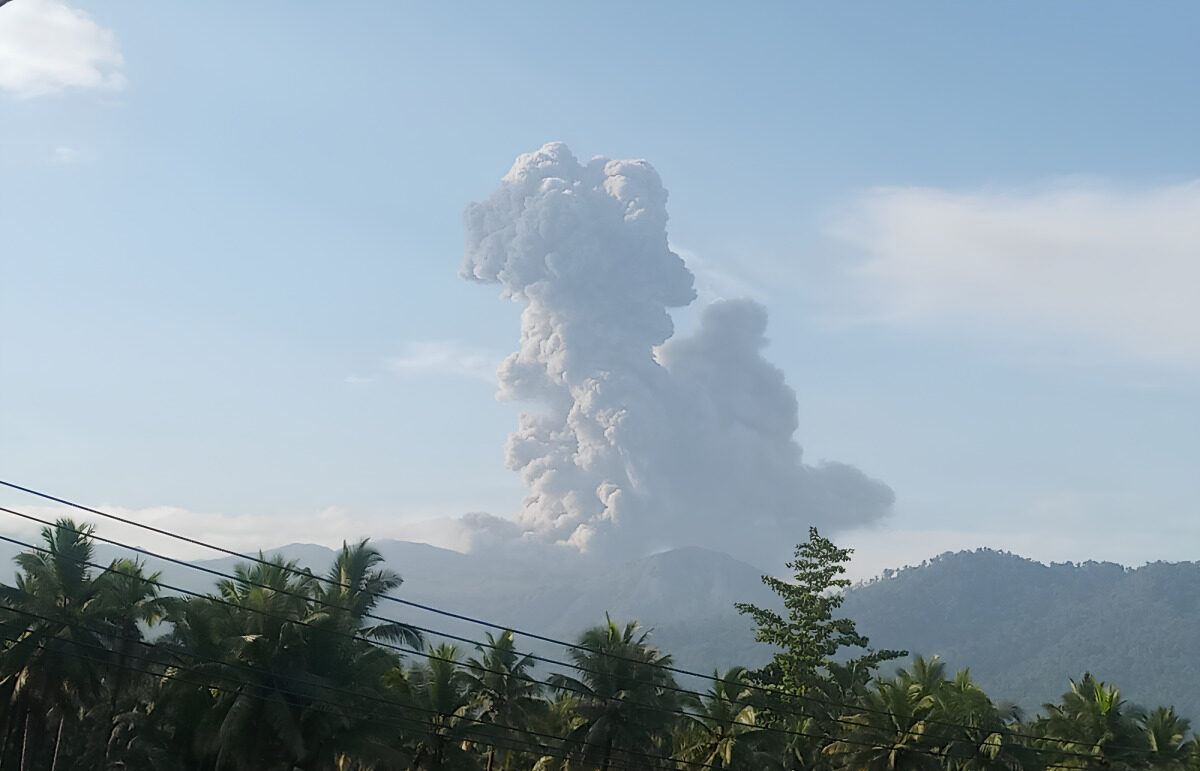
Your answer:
485,746 -> 495,771
0,710 -> 10,767
19,708 -> 30,771
50,714 -> 64,771
104,651 -> 123,765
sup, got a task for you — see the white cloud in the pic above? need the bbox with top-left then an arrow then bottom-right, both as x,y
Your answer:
0,0 -> 125,98
671,245 -> 761,305
0,502 -> 475,561
387,340 -> 500,383
831,180 -> 1200,368
51,145 -> 79,164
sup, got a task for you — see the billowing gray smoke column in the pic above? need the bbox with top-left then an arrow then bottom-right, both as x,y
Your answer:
462,143 -> 892,565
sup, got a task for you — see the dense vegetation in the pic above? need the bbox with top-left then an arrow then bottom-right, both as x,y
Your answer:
842,549 -> 1200,719
1,520 -> 1196,771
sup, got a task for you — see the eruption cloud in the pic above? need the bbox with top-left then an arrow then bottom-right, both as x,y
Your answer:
461,143 -> 892,565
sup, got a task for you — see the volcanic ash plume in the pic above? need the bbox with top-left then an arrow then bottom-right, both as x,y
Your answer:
461,143 -> 892,564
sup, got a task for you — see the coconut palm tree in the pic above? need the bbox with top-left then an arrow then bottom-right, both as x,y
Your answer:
1035,673 -> 1149,771
314,538 -> 422,648
824,671 -> 943,771
165,546 -> 414,770
1185,736 -> 1200,771
932,668 -> 1033,771
0,519 -> 121,770
92,557 -> 166,767
675,666 -> 780,770
529,693 -> 584,771
547,615 -> 680,771
464,629 -> 543,771
305,540 -> 419,767
389,643 -> 480,771
1143,706 -> 1192,770
205,556 -> 321,770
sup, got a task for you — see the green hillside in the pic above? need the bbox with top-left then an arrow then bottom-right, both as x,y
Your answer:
842,549 -> 1200,719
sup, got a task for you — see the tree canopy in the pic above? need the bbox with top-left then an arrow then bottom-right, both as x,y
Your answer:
0,519 -> 1194,771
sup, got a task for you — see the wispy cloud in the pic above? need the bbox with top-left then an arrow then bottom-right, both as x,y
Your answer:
0,0 -> 125,98
387,340 -> 499,383
0,502 -> 478,560
672,244 -> 762,304
831,180 -> 1200,369
51,145 -> 79,164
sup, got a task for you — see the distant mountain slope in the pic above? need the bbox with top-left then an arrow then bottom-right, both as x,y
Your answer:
7,534 -> 1197,719
841,549 -> 1200,719
144,541 -> 775,674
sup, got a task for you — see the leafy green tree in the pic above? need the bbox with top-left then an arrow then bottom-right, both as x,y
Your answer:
736,528 -> 906,701
307,540 -> 421,768
930,668 -> 1033,771
675,666 -> 780,770
827,657 -> 1036,771
164,542 -> 410,770
464,630 -> 543,771
529,693 -> 584,771
8,517 -> 1200,771
389,643 -> 480,771
548,616 -> 679,771
1143,706 -> 1192,770
1036,673 -> 1149,771
737,525 -> 905,771
187,556 -> 321,770
0,519 -> 160,770
314,538 -> 422,648
90,557 -> 166,768
1186,736 -> 1200,771
825,672 -> 943,771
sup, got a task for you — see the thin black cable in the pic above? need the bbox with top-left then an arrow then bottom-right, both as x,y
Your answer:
0,526 -> 1153,770
0,504 -> 888,742
0,619 -> 680,771
0,525 -> 948,758
0,524 -> 842,755
0,622 -> 701,771
0,510 -> 1118,762
0,480 -> 782,673
0,495 -> 1165,760
0,483 -> 1171,757
0,634 -> 656,771
0,528 -> 1113,768
3,607 -> 1082,771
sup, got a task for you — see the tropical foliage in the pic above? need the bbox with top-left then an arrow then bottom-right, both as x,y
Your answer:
0,518 -> 1195,771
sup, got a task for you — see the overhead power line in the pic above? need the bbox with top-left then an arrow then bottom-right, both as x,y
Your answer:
1,608 -> 1091,771
0,504 -> 1102,758
0,626 -> 668,771
0,480 -> 1170,758
0,523 -> 974,758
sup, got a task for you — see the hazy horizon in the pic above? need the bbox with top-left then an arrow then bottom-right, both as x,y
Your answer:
4,1 -> 1199,581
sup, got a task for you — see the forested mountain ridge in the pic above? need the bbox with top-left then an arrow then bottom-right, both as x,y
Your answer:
180,541 -> 778,675
2,521 -> 1198,768
44,538 -> 1200,718
110,538 -> 1200,719
842,548 -> 1200,719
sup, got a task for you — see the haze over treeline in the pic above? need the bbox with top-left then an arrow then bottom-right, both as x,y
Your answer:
4,2 -> 1200,769
3,518 -> 1198,770
93,535 -> 1200,724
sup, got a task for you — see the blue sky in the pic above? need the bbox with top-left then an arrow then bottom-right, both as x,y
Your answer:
2,1 -> 1198,576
